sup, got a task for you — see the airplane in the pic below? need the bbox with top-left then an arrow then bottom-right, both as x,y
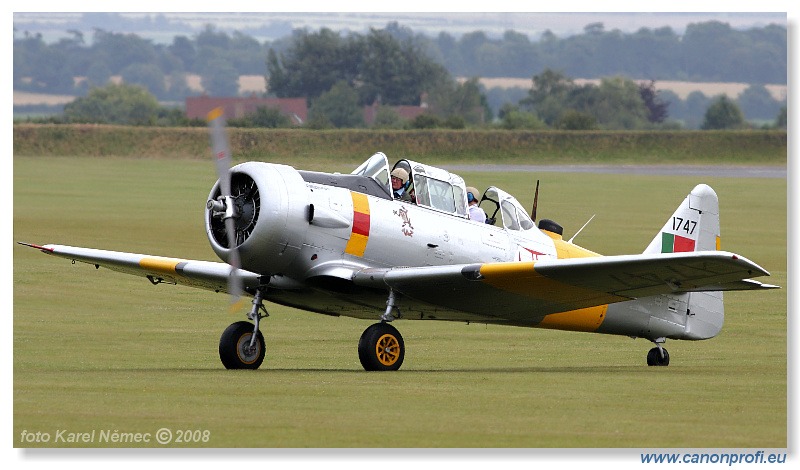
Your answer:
20,110 -> 778,371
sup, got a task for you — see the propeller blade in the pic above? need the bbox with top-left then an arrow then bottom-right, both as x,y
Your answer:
207,107 -> 245,312
208,107 -> 233,196
531,179 -> 540,222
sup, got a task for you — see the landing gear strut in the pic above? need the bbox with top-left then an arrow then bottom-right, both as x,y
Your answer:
646,338 -> 670,366
219,288 -> 269,369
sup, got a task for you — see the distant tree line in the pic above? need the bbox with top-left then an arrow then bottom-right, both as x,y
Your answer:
29,73 -> 785,132
421,21 -> 786,84
14,19 -> 786,95
13,19 -> 787,130
14,25 -> 267,99
499,70 -> 782,131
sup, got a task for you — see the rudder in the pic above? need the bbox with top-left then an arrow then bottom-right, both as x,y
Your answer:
643,184 -> 724,339
643,184 -> 721,254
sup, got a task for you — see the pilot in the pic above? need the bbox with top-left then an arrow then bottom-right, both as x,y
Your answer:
466,186 -> 487,223
391,168 -> 410,200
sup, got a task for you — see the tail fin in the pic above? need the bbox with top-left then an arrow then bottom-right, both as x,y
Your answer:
644,184 -> 724,340
644,184 -> 721,254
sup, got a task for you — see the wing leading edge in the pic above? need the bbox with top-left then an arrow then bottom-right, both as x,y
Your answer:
353,251 -> 777,324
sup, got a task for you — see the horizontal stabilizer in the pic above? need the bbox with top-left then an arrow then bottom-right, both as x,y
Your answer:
531,250 -> 773,298
682,278 -> 780,292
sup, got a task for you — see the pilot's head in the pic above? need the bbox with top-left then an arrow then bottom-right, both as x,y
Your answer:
391,168 -> 409,190
466,186 -> 480,204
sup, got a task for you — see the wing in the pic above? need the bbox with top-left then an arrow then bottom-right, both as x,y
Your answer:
353,251 -> 777,323
19,243 -> 264,294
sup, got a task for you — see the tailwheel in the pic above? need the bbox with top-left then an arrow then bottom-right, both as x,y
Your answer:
219,321 -> 265,369
646,346 -> 670,366
358,322 -> 405,371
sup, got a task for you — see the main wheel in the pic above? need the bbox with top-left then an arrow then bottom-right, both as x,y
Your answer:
358,322 -> 405,371
646,346 -> 670,366
219,321 -> 265,369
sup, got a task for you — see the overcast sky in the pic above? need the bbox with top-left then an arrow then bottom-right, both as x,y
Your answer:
250,11 -> 786,36
11,8 -> 789,42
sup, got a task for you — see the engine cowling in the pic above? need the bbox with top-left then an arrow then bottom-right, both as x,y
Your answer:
205,162 -> 310,275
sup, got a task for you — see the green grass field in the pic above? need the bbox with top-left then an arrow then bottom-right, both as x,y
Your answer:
13,156 -> 787,449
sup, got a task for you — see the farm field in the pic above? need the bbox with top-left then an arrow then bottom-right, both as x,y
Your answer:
13,76 -> 788,105
12,155 -> 787,452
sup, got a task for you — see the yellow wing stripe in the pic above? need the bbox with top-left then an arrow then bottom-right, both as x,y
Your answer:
552,239 -> 601,259
478,262 -> 623,331
538,305 -> 608,332
479,262 -> 622,304
139,257 -> 181,274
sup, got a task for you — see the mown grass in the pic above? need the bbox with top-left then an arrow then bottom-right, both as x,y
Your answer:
13,156 -> 786,449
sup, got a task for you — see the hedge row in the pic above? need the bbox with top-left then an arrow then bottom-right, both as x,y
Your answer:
13,124 -> 787,166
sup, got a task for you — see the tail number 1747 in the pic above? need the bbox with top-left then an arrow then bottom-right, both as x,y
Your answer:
672,217 -> 697,235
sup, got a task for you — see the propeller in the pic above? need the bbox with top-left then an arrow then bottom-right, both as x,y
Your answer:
206,107 -> 246,312
530,179 -> 540,222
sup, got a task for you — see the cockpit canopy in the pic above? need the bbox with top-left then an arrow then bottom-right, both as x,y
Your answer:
480,187 -> 536,231
351,152 -> 391,191
351,153 -> 535,231
352,152 -> 468,217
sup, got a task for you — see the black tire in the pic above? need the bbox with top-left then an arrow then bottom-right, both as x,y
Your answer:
358,323 -> 405,371
646,346 -> 670,366
219,321 -> 265,369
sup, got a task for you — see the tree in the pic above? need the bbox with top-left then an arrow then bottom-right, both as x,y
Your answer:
775,106 -> 787,129
371,106 -> 404,129
63,83 -> 160,125
737,84 -> 782,121
589,76 -> 650,129
683,91 -> 712,129
168,35 -> 196,71
120,62 -> 166,98
200,57 -> 239,96
267,28 -> 359,100
195,24 -> 230,50
91,29 -> 158,75
520,69 -> 576,126
85,61 -> 113,88
521,71 -> 651,129
357,28 -> 449,106
267,28 -> 450,107
498,104 -> 546,129
638,80 -> 669,123
309,80 -> 363,128
427,77 -> 486,125
701,95 -> 745,130
25,43 -> 76,93
228,106 -> 290,128
408,114 -> 440,129
229,31 -> 267,75
556,110 -> 596,130
164,72 -> 192,101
